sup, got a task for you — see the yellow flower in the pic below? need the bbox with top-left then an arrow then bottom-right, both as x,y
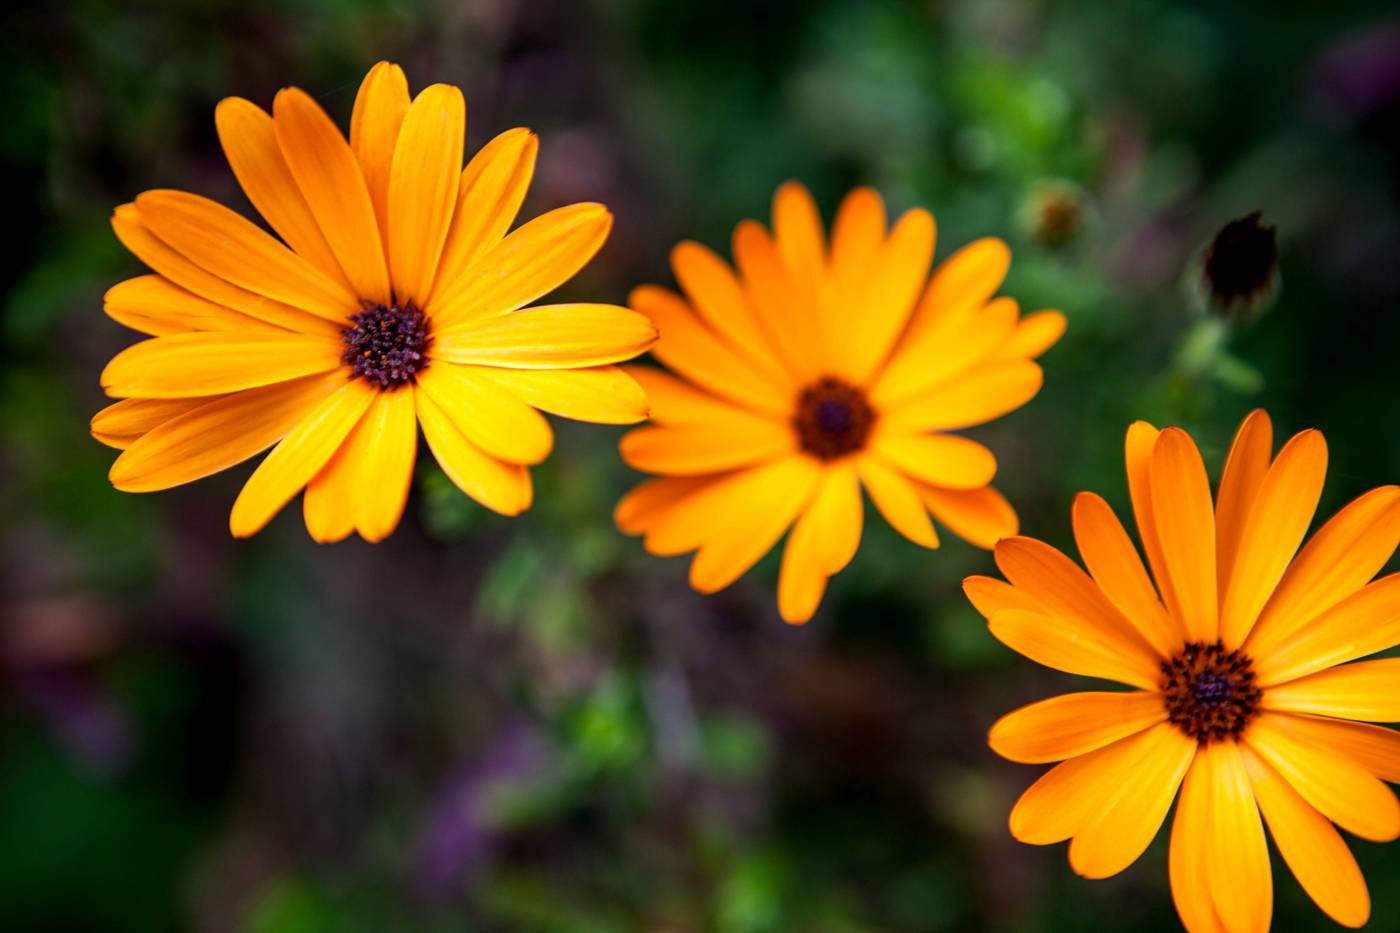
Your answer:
91,62 -> 657,541
616,182 -> 1065,623
972,410 -> 1400,932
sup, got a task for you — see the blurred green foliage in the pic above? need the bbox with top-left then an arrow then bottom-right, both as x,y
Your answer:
3,0 -> 1400,930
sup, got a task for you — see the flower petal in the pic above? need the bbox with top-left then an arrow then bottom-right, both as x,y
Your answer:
918,484 -> 1017,549
989,690 -> 1166,764
1283,719 -> 1400,783
1241,743 -> 1370,928
1219,429 -> 1327,647
856,454 -> 938,548
429,128 -> 538,305
214,97 -> 349,288
882,361 -> 1043,431
824,187 -> 885,361
871,296 -> 1019,408
92,396 -> 217,448
630,285 -> 791,416
428,203 -> 612,327
1068,722 -> 1195,879
996,309 -> 1066,360
962,575 -> 1039,619
1254,573 -> 1400,685
1169,755 -> 1230,933
415,388 -> 531,515
104,274 -> 288,337
1264,659 -> 1400,722
108,374 -> 342,492
771,180 -> 825,289
1072,492 -> 1179,657
1124,420 -> 1179,622
614,476 -> 713,537
303,436 -> 359,544
1201,740 -> 1272,933
134,190 -> 357,322
414,362 -> 552,465
777,463 -> 862,623
432,303 -> 656,369
110,205 -> 340,336
228,379 -> 377,537
387,84 -> 465,305
349,386 -> 418,541
1246,712 -> 1400,841
473,365 -> 648,425
671,239 -> 790,387
987,608 -> 1160,689
1150,427 -> 1218,642
100,332 -> 343,398
872,431 -> 996,490
842,207 -> 936,383
1214,409 -> 1274,596
1247,485 -> 1400,660
906,237 -> 1010,335
274,86 -> 392,305
349,61 -> 410,251
733,219 -> 826,381
620,418 -> 794,476
622,365 -> 763,425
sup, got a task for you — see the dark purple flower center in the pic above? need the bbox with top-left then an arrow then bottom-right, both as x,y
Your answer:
793,377 -> 874,460
1161,640 -> 1262,744
342,301 -> 430,389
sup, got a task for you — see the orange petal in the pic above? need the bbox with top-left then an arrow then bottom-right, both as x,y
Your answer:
100,332 -> 343,398
1214,410 -> 1273,597
1241,743 -> 1370,928
349,61 -> 410,251
905,237 -> 1010,335
1254,573 -> 1400,685
871,296 -> 1018,408
104,274 -> 284,336
670,239 -> 790,387
432,303 -> 656,369
882,361 -> 1043,431
1150,427 -> 1218,642
771,180 -> 825,288
1169,755 -> 1229,933
1264,659 -> 1400,722
1219,429 -> 1327,647
303,434 -> 359,544
1201,741 -> 1272,933
348,386 -> 418,542
918,484 -> 1017,549
1281,718 -> 1400,784
1071,491 -> 1179,657
92,395 -> 218,446
732,219 -> 826,381
474,365 -> 649,425
996,309 -> 1066,360
988,690 -> 1166,764
614,475 -> 714,536
619,419 -> 794,476
857,454 -> 938,548
414,362 -> 552,465
987,608 -> 1160,689
777,463 -> 862,623
387,84 -> 465,304
415,388 -> 531,516
274,86 -> 392,305
872,431 -> 996,490
824,187 -> 886,363
962,575 -> 1039,619
621,365 -> 766,425
841,207 -> 936,383
1124,420 -> 1179,623
134,190 -> 357,322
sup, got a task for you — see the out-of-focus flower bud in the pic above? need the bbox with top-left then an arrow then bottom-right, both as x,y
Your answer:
1191,212 -> 1280,324
1018,179 -> 1088,248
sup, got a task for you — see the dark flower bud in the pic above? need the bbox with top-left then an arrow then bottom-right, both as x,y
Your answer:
1018,179 -> 1088,248
1193,212 -> 1279,324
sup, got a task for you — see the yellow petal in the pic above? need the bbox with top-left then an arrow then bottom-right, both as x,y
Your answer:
108,374 -> 341,492
993,535 -> 1161,672
670,240 -> 790,387
688,456 -> 823,594
871,296 -> 1019,408
274,86 -> 391,305
349,61 -> 410,251
1247,485 -> 1400,660
906,237 -> 1010,335
110,204 -> 340,336
473,365 -> 648,425
101,332 -> 343,398
345,387 -> 417,541
1254,573 -> 1400,685
1124,419 -> 1179,623
432,303 -> 656,369
1246,712 -> 1400,842
1068,722 -> 1195,879
1071,492 -> 1179,658
430,128 -> 538,305
1150,427 -> 1218,642
872,430 -> 996,490
777,463 -> 863,623
1219,429 -> 1327,647
622,365 -> 764,425
962,575 -> 1038,619
229,379 -> 377,537
214,97 -> 349,288
842,207 -> 936,383
771,180 -> 826,288
1214,409 -> 1274,597
918,483 -> 1017,549
1282,718 -> 1400,783
104,275 -> 285,337
415,388 -> 531,515
856,454 -> 938,548
631,286 -> 792,415
1008,724 -> 1166,845
732,220 -> 825,381
1201,741 -> 1272,933
1169,756 -> 1230,933
414,362 -> 552,464
303,438 -> 358,544
824,187 -> 886,361
1265,659 -> 1400,722
882,361 -> 1043,431
92,395 -> 217,442
134,190 -> 357,322
620,418 -> 794,476
428,203 -> 611,327
996,309 -> 1066,360
387,84 -> 465,305
641,461 -> 812,558
988,690 -> 1166,764
1241,743 -> 1370,928
987,608 -> 1160,689
614,476 -> 713,536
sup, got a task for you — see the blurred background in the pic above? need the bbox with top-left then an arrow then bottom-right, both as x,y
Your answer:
3,0 -> 1400,930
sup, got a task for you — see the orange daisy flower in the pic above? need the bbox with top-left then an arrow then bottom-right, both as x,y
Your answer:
615,182 -> 1065,623
92,62 -> 657,541
971,410 -> 1400,932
